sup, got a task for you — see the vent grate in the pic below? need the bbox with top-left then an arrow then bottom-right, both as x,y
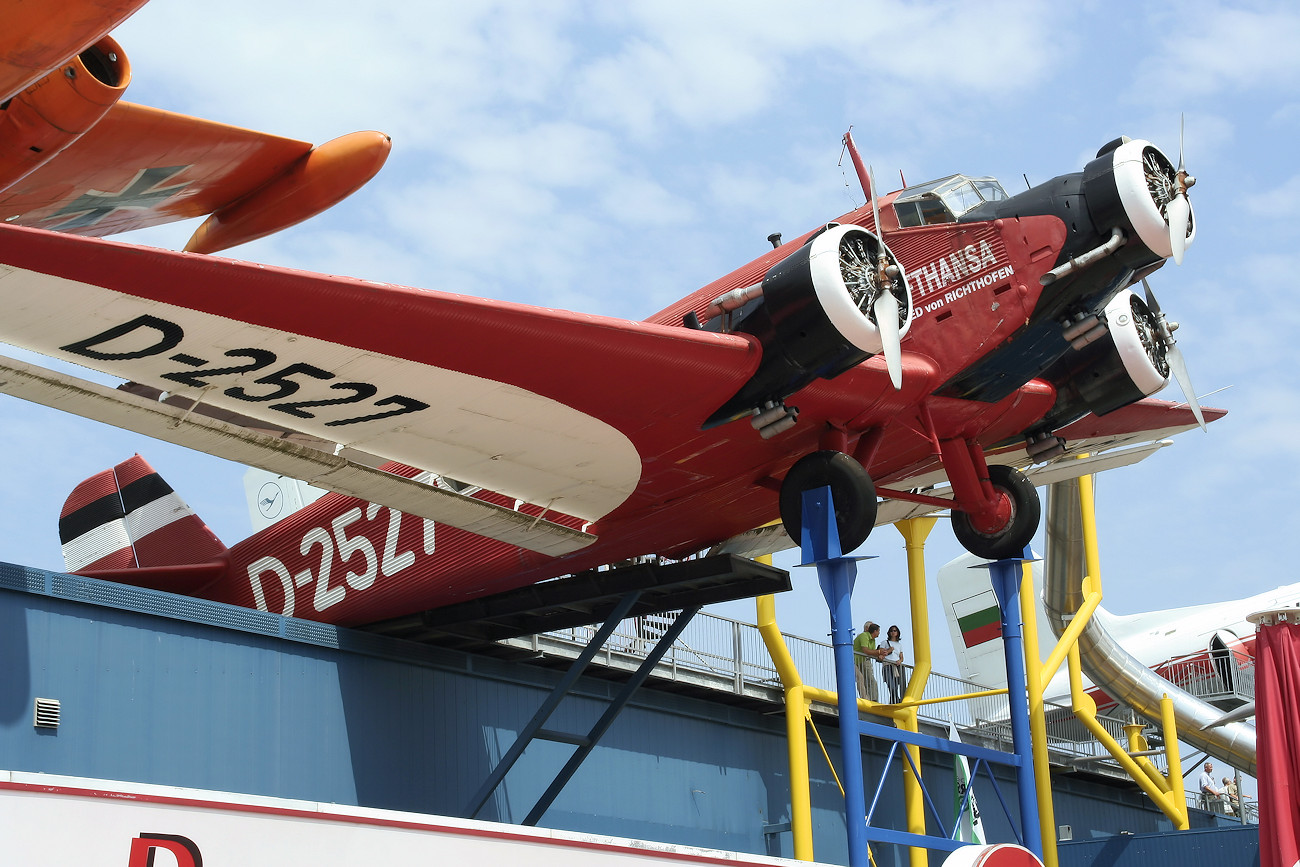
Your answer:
34,697 -> 60,729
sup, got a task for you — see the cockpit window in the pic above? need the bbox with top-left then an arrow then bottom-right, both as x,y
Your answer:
973,179 -> 1008,203
893,174 -> 1008,227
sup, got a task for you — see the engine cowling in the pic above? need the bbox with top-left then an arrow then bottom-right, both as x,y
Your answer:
1082,138 -> 1194,265
0,35 -> 130,192
1040,289 -> 1170,425
704,223 -> 913,428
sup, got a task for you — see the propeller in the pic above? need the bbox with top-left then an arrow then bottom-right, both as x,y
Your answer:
1142,278 -> 1205,430
1168,116 -> 1195,264
868,165 -> 904,389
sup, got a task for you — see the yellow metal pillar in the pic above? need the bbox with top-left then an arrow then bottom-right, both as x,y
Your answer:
1075,474 -> 1188,828
1018,557 -> 1060,867
757,590 -> 817,861
1123,724 -> 1170,793
1160,695 -> 1188,816
896,517 -> 937,692
787,684 -> 816,860
894,517 -> 937,867
1066,646 -> 1189,827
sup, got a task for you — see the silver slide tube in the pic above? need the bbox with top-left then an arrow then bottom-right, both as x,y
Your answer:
1042,479 -> 1257,775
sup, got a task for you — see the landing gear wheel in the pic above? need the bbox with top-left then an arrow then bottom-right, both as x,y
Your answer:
951,464 -> 1040,561
779,450 -> 877,553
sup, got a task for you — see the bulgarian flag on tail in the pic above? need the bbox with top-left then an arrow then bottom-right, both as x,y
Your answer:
955,590 -> 1002,648
950,719 -> 985,844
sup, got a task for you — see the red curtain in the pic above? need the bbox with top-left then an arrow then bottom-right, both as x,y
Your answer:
1258,622 -> 1300,867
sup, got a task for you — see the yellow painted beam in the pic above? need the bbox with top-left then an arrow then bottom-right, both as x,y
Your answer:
1160,694 -> 1189,828
1067,645 -> 1188,825
1020,557 -> 1060,867
1054,475 -> 1190,829
895,517 -> 938,867
756,590 -> 817,861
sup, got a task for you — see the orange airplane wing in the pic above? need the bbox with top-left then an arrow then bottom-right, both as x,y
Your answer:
0,2 -> 390,254
0,100 -> 390,252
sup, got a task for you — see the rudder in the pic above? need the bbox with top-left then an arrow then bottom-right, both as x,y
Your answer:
59,455 -> 227,590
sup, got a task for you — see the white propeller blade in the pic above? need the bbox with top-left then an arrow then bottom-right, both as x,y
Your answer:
1168,192 -> 1190,265
1167,344 -> 1206,431
873,289 -> 902,389
865,163 -> 901,388
1178,114 -> 1186,175
1141,279 -> 1205,431
869,165 -> 882,234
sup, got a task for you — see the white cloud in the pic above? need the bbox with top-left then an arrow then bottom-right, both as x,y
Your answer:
442,122 -> 619,189
1240,174 -> 1300,220
1133,5 -> 1300,100
596,176 -> 696,227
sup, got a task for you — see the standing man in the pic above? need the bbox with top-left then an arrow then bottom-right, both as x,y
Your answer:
854,622 -> 882,702
1198,761 -> 1221,811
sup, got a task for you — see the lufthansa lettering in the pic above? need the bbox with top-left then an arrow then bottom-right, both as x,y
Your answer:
908,240 -> 1000,296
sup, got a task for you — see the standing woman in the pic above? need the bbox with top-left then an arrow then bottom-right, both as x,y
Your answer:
881,625 -> 905,703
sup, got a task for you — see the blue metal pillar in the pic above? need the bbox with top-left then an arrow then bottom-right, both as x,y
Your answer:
802,485 -> 872,867
987,552 -> 1043,859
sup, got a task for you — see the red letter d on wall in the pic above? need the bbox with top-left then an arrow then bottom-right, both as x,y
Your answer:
127,833 -> 203,867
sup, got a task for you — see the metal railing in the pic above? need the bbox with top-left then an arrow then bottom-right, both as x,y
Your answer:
1185,790 -> 1258,823
502,607 -> 1146,768
1155,650 -> 1255,706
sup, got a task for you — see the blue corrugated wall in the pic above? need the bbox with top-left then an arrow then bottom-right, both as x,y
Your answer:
0,565 -> 1254,866
1058,825 -> 1259,866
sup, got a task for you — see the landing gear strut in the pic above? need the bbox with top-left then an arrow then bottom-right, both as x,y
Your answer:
779,450 -> 877,553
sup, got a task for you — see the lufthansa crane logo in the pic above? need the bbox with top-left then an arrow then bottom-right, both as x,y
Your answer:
258,481 -> 286,520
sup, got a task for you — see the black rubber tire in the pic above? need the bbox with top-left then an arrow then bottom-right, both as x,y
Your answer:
779,450 -> 877,553
951,464 -> 1040,560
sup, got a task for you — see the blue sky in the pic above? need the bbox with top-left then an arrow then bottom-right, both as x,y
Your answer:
2,0 -> 1298,700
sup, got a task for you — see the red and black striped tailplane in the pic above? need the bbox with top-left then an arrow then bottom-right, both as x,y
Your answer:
59,455 -> 228,594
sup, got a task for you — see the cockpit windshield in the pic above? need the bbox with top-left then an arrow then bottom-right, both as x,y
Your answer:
893,174 -> 1008,227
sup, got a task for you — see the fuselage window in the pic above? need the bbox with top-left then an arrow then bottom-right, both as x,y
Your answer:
895,196 -> 955,227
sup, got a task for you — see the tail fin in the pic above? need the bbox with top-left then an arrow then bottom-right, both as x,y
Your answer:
241,466 -> 328,532
59,455 -> 227,591
937,553 -> 1012,689
937,552 -> 1057,691
936,551 -> 1091,706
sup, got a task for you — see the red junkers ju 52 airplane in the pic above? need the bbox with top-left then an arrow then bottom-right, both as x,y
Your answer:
0,128 -> 1215,627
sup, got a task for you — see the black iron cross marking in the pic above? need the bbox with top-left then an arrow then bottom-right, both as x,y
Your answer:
45,165 -> 192,230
